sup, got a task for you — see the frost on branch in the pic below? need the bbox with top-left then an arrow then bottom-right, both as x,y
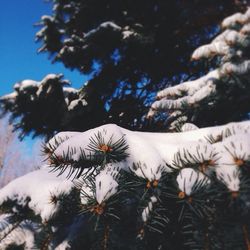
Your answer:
148,7 -> 250,130
1,121 -> 250,248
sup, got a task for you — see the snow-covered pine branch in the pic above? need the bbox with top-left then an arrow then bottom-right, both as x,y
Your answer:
1,121 -> 250,248
148,7 -> 250,130
0,74 -> 87,139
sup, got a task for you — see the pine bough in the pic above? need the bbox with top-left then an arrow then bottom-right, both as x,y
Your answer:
1,8 -> 250,250
148,7 -> 250,129
0,121 -> 250,249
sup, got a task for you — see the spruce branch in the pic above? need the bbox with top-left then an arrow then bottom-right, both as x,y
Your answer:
172,146 -> 219,177
47,132 -> 129,179
86,131 -> 129,163
242,224 -> 250,250
0,215 -> 30,246
42,135 -> 71,158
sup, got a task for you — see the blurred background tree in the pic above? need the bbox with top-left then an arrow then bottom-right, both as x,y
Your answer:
0,118 -> 41,187
1,0 -> 249,139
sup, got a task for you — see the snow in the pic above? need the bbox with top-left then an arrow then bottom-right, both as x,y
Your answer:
84,21 -> 121,39
221,8 -> 250,29
99,21 -> 121,30
216,134 -> 250,165
122,30 -> 135,39
149,70 -> 217,113
191,42 -> 230,60
125,132 -> 166,180
176,168 -> 210,196
240,23 -> 250,34
47,121 -> 250,180
95,169 -> 118,204
1,120 -> 250,247
36,74 -> 65,97
142,196 -> 157,222
79,163 -> 122,205
148,9 -> 250,123
221,60 -> 250,75
216,165 -> 240,191
55,240 -> 71,250
0,92 -> 17,101
181,123 -> 199,132
211,30 -> 249,47
155,70 -> 219,100
0,166 -> 74,222
40,73 -> 63,85
14,80 -> 38,92
175,141 -> 217,167
2,6 -> 250,250
53,124 -> 125,163
41,15 -> 54,22
79,179 -> 94,205
47,131 -> 82,150
68,99 -> 88,111
63,87 -> 79,95
4,74 -> 80,115
0,220 -> 37,249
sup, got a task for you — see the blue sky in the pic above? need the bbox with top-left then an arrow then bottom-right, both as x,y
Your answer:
0,0 -> 88,153
0,0 -> 86,97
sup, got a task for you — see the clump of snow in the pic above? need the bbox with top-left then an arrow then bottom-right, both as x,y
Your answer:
84,21 -> 121,39
95,170 -> 119,204
55,240 -> 71,250
181,123 -> 199,132
216,134 -> 250,165
1,74 -> 82,117
240,23 -> 250,34
63,87 -> 79,95
216,165 -> 240,192
191,42 -> 230,60
142,196 -> 158,222
0,92 -> 17,102
1,120 -> 250,247
220,60 -> 250,75
14,80 -> 38,93
41,15 -> 54,22
221,8 -> 250,29
175,141 -> 217,167
148,7 -> 250,129
47,121 -> 250,183
79,179 -> 94,205
68,99 -> 88,111
0,220 -> 37,249
176,168 -> 210,196
0,166 -> 74,222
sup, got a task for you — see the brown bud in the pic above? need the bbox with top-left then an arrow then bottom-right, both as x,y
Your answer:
178,191 -> 186,199
99,144 -> 112,153
152,180 -> 158,188
146,181 -> 151,189
234,157 -> 244,166
231,191 -> 239,199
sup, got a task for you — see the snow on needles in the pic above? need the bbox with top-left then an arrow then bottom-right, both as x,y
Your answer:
47,120 -> 250,184
148,7 -> 250,128
0,74 -> 87,114
0,166 -> 74,222
1,120 -> 250,248
177,168 -> 210,196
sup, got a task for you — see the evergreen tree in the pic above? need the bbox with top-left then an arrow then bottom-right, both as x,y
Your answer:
148,6 -> 250,130
1,3 -> 250,250
0,0 -> 248,138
